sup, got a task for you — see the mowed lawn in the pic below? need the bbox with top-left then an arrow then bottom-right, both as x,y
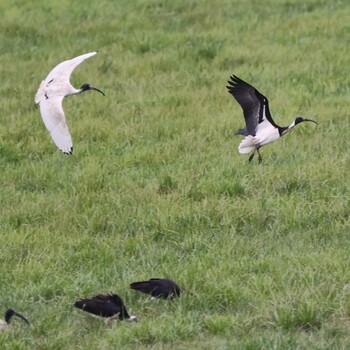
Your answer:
0,0 -> 349,348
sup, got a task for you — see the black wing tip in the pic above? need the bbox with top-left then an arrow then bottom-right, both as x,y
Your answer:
229,74 -> 240,83
226,74 -> 242,93
62,146 -> 73,155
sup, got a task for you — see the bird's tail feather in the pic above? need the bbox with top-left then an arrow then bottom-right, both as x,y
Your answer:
130,282 -> 149,291
74,300 -> 85,310
238,135 -> 258,154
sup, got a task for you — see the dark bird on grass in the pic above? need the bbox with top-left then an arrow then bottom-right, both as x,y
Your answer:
226,74 -> 317,163
130,278 -> 183,299
0,309 -> 30,330
35,52 -> 105,155
74,294 -> 137,325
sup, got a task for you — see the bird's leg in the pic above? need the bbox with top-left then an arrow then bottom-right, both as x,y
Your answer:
110,313 -> 120,321
248,151 -> 255,162
105,313 -> 120,325
257,148 -> 263,164
167,293 -> 174,300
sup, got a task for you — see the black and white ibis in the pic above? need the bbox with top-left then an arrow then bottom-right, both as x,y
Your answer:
0,309 -> 30,330
226,74 -> 317,163
130,278 -> 183,299
35,52 -> 105,155
74,294 -> 137,325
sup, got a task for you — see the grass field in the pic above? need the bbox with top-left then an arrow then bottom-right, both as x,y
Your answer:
0,0 -> 349,348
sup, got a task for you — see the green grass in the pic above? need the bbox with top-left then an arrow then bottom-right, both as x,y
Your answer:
0,0 -> 349,348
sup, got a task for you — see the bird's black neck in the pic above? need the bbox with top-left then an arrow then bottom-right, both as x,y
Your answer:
278,126 -> 288,136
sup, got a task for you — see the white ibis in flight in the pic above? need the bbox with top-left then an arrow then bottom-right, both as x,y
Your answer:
74,294 -> 137,325
35,52 -> 105,155
0,309 -> 30,330
226,74 -> 317,163
130,278 -> 183,299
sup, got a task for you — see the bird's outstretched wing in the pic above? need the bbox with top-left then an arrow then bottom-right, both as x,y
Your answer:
39,95 -> 73,154
226,75 -> 277,136
45,52 -> 97,84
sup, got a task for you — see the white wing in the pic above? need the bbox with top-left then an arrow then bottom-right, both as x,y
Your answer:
45,51 -> 97,84
39,96 -> 73,154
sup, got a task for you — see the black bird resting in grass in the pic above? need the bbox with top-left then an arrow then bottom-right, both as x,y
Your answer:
130,278 -> 183,299
74,294 -> 137,325
0,309 -> 30,330
226,74 -> 317,163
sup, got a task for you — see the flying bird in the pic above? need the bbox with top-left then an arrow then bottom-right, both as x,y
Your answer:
130,278 -> 183,299
35,52 -> 105,155
226,74 -> 317,163
0,309 -> 30,330
74,294 -> 137,325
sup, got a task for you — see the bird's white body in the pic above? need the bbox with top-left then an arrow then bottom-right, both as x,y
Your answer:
0,320 -> 7,330
238,120 -> 280,154
35,52 -> 98,154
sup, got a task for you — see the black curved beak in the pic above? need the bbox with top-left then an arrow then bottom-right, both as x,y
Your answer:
302,118 -> 318,124
14,311 -> 30,325
90,86 -> 105,96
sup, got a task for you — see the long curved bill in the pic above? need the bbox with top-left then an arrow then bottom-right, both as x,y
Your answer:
14,311 -> 30,325
303,118 -> 318,124
90,86 -> 105,96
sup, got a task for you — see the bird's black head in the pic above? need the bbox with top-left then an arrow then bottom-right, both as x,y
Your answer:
5,309 -> 15,323
295,117 -> 303,125
80,83 -> 105,96
295,116 -> 318,125
5,309 -> 30,325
